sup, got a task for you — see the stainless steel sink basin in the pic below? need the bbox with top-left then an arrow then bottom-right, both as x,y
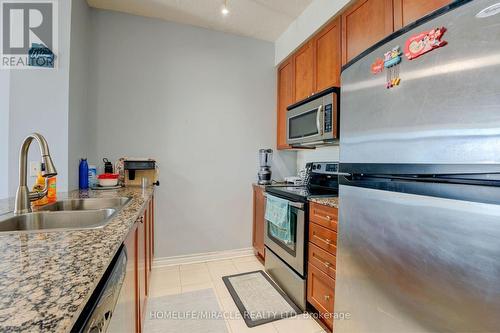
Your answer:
40,197 -> 131,212
0,209 -> 116,232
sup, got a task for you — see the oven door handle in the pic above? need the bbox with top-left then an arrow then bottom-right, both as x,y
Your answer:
264,193 -> 304,209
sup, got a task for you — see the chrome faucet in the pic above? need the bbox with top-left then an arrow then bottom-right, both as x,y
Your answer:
14,133 -> 58,214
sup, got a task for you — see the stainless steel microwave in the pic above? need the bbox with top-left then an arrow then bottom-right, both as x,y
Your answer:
286,87 -> 340,146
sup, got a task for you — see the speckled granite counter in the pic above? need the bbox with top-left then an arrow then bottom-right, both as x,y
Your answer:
0,187 -> 154,332
309,197 -> 339,209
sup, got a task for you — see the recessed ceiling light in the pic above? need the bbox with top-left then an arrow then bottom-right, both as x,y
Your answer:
221,0 -> 229,16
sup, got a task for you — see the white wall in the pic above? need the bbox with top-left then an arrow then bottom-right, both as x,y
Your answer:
68,0 -> 96,189
7,0 -> 72,196
275,0 -> 351,65
89,11 -> 296,258
297,146 -> 340,171
0,71 -> 9,199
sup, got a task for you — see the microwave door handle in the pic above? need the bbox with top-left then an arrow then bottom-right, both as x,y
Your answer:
316,105 -> 323,135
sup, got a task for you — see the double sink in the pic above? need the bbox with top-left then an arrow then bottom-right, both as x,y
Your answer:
0,197 -> 131,233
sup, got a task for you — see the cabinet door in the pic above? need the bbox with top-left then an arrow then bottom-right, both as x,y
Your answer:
277,58 -> 294,149
342,0 -> 394,65
313,17 -> 342,92
144,209 -> 150,295
394,0 -> 450,29
252,185 -> 266,260
294,42 -> 314,102
107,224 -> 138,333
307,263 -> 335,330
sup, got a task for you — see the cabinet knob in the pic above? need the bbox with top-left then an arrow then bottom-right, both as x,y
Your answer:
324,295 -> 331,301
326,215 -> 332,220
325,238 -> 332,245
324,261 -> 331,268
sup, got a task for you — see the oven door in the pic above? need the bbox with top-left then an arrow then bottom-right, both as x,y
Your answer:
287,104 -> 324,146
264,198 -> 305,276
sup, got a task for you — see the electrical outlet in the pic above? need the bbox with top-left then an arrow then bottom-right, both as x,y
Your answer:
30,161 -> 41,177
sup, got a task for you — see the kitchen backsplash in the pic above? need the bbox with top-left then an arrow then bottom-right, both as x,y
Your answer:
296,146 -> 340,172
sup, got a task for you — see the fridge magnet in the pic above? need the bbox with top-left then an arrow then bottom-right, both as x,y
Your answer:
384,46 -> 402,89
404,27 -> 447,60
371,58 -> 384,74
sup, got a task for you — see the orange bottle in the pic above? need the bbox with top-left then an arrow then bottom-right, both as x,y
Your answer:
32,172 -> 49,206
47,177 -> 57,203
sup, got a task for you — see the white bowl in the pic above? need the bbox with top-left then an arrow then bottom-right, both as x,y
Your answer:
98,178 -> 119,187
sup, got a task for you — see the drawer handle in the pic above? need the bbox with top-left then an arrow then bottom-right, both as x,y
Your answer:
326,215 -> 332,220
324,261 -> 331,268
324,238 -> 332,245
324,295 -> 331,301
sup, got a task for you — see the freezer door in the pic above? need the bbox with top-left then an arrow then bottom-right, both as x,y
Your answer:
340,0 -> 500,165
335,184 -> 500,332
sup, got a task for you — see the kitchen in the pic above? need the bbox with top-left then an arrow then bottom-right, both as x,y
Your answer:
1,0 -> 499,332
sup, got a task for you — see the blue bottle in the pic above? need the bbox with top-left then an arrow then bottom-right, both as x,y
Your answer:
79,158 -> 89,190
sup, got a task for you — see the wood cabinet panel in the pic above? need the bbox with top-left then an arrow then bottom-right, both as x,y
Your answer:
137,215 -> 147,328
310,202 -> 338,232
277,58 -> 294,149
394,0 -> 450,30
294,42 -> 314,102
252,185 -> 266,260
307,263 -> 335,330
309,242 -> 336,279
342,0 -> 394,65
313,18 -> 342,92
310,222 -> 337,255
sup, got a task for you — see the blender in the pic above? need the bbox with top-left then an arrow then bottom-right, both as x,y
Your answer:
258,149 -> 273,185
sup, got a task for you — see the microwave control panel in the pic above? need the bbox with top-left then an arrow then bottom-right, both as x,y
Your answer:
324,103 -> 333,133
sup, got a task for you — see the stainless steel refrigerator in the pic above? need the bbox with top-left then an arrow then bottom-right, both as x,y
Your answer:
336,0 -> 500,332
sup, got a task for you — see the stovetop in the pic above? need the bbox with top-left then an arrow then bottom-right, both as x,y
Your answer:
266,185 -> 338,203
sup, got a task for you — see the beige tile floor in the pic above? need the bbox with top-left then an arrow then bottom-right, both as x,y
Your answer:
148,255 -> 327,333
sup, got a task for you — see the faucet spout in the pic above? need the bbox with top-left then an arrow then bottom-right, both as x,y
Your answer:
15,133 -> 58,214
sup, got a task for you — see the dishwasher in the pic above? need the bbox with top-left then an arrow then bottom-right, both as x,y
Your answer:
72,245 -> 127,333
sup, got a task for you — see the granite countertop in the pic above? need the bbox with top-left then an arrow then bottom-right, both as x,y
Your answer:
309,197 -> 339,209
0,187 -> 154,332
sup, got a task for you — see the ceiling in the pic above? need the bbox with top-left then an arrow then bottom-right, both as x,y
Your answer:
86,0 -> 314,42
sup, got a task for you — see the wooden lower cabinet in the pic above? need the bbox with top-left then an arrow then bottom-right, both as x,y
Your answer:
307,263 -> 335,330
307,202 -> 338,331
252,185 -> 266,261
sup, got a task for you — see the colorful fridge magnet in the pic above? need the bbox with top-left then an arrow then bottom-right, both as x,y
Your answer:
371,58 -> 384,74
384,46 -> 402,89
404,27 -> 447,60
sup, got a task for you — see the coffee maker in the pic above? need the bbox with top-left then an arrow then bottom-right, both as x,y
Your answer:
121,159 -> 160,187
258,149 -> 273,185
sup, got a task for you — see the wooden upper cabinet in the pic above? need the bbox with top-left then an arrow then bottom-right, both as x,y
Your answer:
277,58 -> 294,149
342,0 -> 394,65
313,17 -> 342,92
293,42 -> 314,102
394,0 -> 450,30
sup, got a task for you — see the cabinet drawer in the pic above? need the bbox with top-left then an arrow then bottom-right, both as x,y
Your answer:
309,242 -> 336,279
310,202 -> 338,232
307,263 -> 335,330
309,222 -> 337,255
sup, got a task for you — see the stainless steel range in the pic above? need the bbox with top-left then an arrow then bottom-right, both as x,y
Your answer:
264,162 -> 339,310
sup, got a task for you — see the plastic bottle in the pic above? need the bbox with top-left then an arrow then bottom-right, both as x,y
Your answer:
47,177 -> 57,203
79,158 -> 89,190
32,172 -> 49,206
88,164 -> 97,188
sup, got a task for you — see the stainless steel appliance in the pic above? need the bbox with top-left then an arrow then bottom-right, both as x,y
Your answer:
336,1 -> 500,331
264,162 -> 339,311
286,87 -> 340,147
73,245 -> 127,333
258,149 -> 273,185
